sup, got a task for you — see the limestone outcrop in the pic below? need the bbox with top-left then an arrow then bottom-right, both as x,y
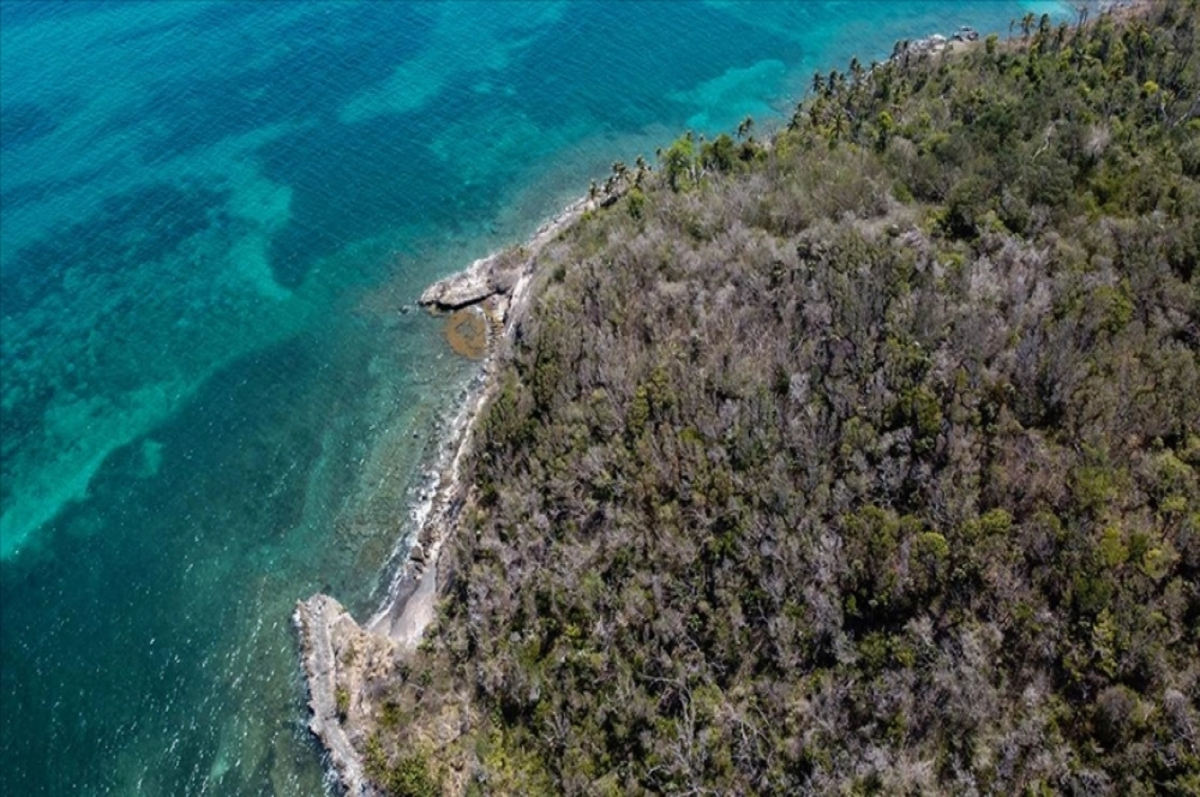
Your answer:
294,595 -> 395,797
296,193 -> 590,796
417,250 -> 523,311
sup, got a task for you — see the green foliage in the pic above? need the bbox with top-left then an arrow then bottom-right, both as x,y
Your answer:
625,186 -> 646,219
335,686 -> 350,720
365,737 -> 439,797
943,174 -> 993,238
475,727 -> 556,796
368,5 -> 1200,794
700,132 -> 737,172
875,110 -> 895,151
661,132 -> 697,191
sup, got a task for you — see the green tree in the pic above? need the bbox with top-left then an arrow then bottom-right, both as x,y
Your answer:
662,132 -> 696,190
701,133 -> 737,172
1021,12 -> 1035,39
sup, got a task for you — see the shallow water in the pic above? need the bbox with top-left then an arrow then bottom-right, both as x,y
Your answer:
0,1 -> 1074,792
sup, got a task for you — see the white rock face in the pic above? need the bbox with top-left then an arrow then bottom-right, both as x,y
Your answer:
417,197 -> 594,311
295,595 -> 393,797
295,192 -> 593,794
417,246 -> 528,310
418,261 -> 495,309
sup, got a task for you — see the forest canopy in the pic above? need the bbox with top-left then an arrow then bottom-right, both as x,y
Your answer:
363,3 -> 1199,794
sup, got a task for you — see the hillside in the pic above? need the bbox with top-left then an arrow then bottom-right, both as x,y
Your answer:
350,4 -> 1199,794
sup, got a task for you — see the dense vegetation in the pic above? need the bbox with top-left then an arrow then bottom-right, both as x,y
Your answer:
366,4 -> 1199,794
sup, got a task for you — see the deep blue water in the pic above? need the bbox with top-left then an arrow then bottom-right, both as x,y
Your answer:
1,1 -> 1073,793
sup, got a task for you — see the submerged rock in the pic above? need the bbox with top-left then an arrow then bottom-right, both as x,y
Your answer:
443,307 -> 488,360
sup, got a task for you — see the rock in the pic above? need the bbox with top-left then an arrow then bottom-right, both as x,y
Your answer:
487,261 -> 521,294
295,595 -> 394,797
419,243 -> 535,311
419,263 -> 494,310
896,32 -> 952,60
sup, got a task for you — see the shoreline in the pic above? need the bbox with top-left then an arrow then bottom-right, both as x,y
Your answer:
290,2 -> 1164,791
367,192 -> 593,647
293,192 -> 599,796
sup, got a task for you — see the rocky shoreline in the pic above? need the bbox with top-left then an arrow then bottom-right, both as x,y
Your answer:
290,1 -> 1170,791
293,596 -> 385,797
293,192 -> 599,796
889,1 -> 1149,63
292,6 -> 1148,788
288,13 -> 993,778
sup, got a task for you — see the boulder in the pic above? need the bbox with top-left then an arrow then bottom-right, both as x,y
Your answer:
419,248 -> 528,311
419,264 -> 493,310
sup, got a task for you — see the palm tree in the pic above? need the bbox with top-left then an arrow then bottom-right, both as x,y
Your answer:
849,56 -> 864,88
808,99 -> 823,125
1020,12 -> 1035,40
736,116 -> 754,140
828,69 -> 843,97
634,154 -> 648,186
811,71 -> 824,95
1055,22 -> 1068,50
832,108 -> 848,141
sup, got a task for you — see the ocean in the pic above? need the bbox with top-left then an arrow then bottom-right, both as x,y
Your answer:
0,1 -> 1073,793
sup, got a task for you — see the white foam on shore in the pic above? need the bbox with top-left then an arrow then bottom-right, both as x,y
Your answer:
365,368 -> 487,634
364,193 -> 588,643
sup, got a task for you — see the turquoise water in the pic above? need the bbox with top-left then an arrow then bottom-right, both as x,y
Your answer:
0,1 -> 1073,793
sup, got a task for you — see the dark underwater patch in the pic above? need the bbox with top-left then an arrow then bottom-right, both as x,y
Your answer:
0,166 -> 110,212
503,2 -> 804,134
259,106 -> 468,289
0,182 -> 230,318
0,0 -> 106,28
97,2 -> 434,162
0,102 -> 60,152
